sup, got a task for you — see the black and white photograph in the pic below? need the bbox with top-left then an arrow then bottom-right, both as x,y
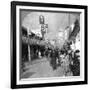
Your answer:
11,1 -> 87,89
21,10 -> 80,79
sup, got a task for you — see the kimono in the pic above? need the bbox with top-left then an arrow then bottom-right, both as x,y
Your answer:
50,50 -> 57,70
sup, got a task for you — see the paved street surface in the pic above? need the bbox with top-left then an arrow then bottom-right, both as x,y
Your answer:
21,57 -> 68,79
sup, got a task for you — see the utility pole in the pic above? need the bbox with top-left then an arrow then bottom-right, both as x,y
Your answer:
27,27 -> 31,62
68,13 -> 71,36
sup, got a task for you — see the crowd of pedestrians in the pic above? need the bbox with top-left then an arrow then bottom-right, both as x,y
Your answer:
43,41 -> 80,76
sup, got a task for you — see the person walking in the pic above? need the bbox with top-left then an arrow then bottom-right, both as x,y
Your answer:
50,50 -> 57,70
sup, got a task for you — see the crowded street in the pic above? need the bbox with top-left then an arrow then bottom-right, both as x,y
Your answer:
20,11 -> 80,79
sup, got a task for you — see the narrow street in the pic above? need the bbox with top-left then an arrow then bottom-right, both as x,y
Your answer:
21,57 -> 66,79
